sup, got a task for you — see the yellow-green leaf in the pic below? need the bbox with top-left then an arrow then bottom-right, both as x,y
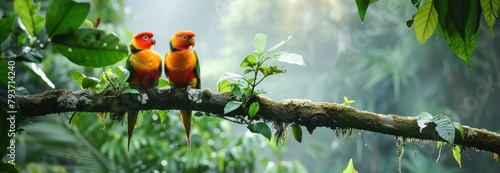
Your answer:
342,158 -> 357,173
414,0 -> 438,44
291,124 -> 302,143
480,0 -> 500,35
13,0 -> 45,36
452,145 -> 462,168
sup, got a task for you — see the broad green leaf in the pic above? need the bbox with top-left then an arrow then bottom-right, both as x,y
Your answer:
443,8 -> 478,68
230,85 -> 244,98
82,77 -> 99,89
355,0 -> 370,21
21,62 -> 55,89
247,122 -> 272,141
71,71 -> 85,88
468,0 -> 481,37
449,1 -> 468,40
291,123 -> 302,143
240,54 -> 257,68
434,0 -> 450,36
453,122 -> 465,139
224,101 -> 241,114
52,28 -> 128,67
243,68 -> 253,74
248,102 -> 259,119
417,112 -> 433,132
433,114 -> 455,143
254,33 -> 267,54
0,16 -> 15,43
267,36 -> 291,52
480,0 -> 500,35
13,0 -> 45,36
342,158 -> 356,173
115,66 -> 130,84
272,52 -> 305,66
452,145 -> 462,167
217,79 -> 231,93
46,0 -> 90,37
414,0 -> 437,44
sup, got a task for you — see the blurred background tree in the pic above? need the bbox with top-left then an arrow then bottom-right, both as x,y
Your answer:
2,0 -> 500,172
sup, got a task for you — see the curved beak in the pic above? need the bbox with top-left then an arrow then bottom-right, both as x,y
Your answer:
151,38 -> 157,46
189,37 -> 196,48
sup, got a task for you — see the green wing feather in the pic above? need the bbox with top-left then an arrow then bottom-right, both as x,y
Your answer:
194,50 -> 200,89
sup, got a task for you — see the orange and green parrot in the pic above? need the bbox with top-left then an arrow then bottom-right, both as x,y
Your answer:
164,30 -> 200,150
125,31 -> 162,150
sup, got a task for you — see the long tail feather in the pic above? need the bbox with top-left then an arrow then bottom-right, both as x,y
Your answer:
127,111 -> 139,151
180,110 -> 192,150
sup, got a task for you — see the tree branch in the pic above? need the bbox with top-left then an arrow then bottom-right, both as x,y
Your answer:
17,88 -> 500,154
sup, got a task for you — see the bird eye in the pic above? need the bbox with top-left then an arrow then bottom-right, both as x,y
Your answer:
182,35 -> 188,40
142,35 -> 149,40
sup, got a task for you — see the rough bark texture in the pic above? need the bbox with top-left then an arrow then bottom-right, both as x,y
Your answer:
16,88 -> 500,154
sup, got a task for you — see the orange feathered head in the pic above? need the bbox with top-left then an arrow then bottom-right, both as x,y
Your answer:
169,30 -> 195,51
130,32 -> 156,52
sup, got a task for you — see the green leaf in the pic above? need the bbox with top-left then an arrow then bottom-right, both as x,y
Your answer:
0,162 -> 19,173
449,0 -> 470,41
114,66 -> 130,84
342,158 -> 356,173
414,0 -> 438,44
52,28 -> 128,67
291,123 -> 302,143
417,112 -> 433,132
158,79 -> 170,89
248,102 -> 259,119
82,77 -> 99,89
21,62 -> 55,88
355,0 -> 370,21
452,145 -> 462,168
433,114 -> 455,143
243,68 -> 253,74
480,0 -> 500,35
0,16 -> 15,44
230,85 -> 244,98
45,0 -> 90,37
217,79 -> 232,93
247,122 -> 272,141
121,88 -> 139,94
434,0 -> 449,36
71,71 -> 85,88
254,33 -> 267,54
224,101 -> 241,114
84,19 -> 94,28
443,6 -> 478,68
13,0 -> 45,36
267,36 -> 291,52
453,122 -> 465,139
343,96 -> 355,105
240,54 -> 257,68
271,52 -> 306,66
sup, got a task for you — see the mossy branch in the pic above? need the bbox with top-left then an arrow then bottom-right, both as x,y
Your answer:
16,88 -> 500,154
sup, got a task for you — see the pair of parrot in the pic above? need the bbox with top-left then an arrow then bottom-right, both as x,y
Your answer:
124,30 -> 199,151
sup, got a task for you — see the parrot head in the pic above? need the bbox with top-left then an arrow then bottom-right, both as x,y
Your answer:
130,32 -> 156,52
169,30 -> 195,51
